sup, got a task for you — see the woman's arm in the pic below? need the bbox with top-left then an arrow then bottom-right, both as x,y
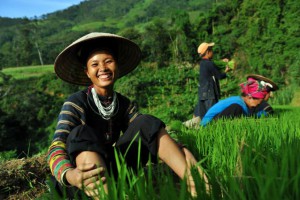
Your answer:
47,95 -> 86,185
210,61 -> 227,80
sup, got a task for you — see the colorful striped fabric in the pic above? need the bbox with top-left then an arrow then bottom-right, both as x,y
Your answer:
47,88 -> 139,183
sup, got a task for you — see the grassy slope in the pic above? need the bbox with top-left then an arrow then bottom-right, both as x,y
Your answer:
1,65 -> 54,81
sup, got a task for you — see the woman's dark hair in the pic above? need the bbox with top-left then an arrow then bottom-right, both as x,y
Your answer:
77,39 -> 118,69
207,46 -> 213,51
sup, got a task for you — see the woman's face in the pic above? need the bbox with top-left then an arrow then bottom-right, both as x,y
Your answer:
245,96 -> 264,108
85,50 -> 119,94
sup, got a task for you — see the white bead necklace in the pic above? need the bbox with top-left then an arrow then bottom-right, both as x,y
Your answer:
91,88 -> 118,120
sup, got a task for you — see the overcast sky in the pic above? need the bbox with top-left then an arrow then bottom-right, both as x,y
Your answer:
0,0 -> 84,18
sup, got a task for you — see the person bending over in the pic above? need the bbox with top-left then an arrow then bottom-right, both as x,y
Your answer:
200,76 -> 269,126
246,74 -> 279,117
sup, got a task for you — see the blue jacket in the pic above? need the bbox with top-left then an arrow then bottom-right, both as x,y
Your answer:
200,96 -> 249,126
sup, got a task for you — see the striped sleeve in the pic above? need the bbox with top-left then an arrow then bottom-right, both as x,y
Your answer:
47,95 -> 86,183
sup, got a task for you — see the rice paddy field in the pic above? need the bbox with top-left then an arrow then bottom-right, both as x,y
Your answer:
117,107 -> 298,200
177,106 -> 300,200
44,106 -> 300,200
1,65 -> 54,81
1,65 -> 299,199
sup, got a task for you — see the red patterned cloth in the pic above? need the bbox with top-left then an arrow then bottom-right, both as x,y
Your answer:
240,78 -> 268,99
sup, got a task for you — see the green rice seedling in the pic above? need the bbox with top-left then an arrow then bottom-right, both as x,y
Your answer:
269,86 -> 294,105
175,106 -> 300,200
101,132 -> 212,200
43,110 -> 297,200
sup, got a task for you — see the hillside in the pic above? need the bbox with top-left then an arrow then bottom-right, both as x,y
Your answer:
1,0 -> 299,88
0,0 -> 300,198
0,0 -> 212,69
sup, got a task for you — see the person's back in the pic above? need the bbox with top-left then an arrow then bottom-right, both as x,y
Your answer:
200,96 -> 249,126
199,59 -> 225,101
200,76 -> 269,126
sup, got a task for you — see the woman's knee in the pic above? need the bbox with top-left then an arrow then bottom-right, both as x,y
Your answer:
76,151 -> 106,167
131,114 -> 165,138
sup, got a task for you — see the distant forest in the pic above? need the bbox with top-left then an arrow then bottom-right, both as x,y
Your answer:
0,0 -> 299,86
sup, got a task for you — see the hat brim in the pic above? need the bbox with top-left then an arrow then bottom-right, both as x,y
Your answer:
246,74 -> 279,91
54,32 -> 142,86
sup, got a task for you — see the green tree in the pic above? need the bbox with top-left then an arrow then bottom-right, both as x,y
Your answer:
141,18 -> 171,67
13,18 -> 35,66
169,10 -> 196,63
0,109 -> 29,153
280,0 -> 300,86
0,74 -> 80,156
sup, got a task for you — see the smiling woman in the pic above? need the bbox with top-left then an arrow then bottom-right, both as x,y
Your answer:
0,0 -> 84,18
47,32 -> 210,199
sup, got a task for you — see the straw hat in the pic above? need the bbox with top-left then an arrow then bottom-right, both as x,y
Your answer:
54,32 -> 142,86
246,74 -> 279,91
197,42 -> 214,55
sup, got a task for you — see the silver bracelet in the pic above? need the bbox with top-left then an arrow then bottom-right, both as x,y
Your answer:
60,169 -> 72,187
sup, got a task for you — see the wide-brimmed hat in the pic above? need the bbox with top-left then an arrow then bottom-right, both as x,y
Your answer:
54,32 -> 142,86
197,42 -> 214,55
246,74 -> 279,91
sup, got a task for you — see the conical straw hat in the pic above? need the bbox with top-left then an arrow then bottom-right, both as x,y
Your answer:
54,32 -> 142,86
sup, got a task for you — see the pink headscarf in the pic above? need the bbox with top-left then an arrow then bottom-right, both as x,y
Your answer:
240,78 -> 268,99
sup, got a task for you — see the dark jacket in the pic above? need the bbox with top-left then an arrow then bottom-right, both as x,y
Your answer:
198,59 -> 227,100
250,100 -> 274,117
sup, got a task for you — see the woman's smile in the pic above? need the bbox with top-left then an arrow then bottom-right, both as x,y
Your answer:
97,71 -> 113,80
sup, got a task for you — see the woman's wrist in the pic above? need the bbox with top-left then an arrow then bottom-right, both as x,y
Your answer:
61,168 -> 73,187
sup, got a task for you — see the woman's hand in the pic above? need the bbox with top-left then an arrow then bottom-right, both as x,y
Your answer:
225,66 -> 232,73
66,163 -> 106,197
222,58 -> 229,62
182,147 -> 211,195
